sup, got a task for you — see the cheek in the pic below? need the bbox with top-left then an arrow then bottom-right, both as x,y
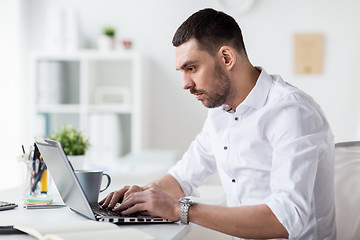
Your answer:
196,70 -> 212,87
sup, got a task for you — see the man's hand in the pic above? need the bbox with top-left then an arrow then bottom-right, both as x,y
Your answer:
99,185 -> 144,210
114,187 -> 181,222
99,175 -> 184,221
99,185 -> 180,221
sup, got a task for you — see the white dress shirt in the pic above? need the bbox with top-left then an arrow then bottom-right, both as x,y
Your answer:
168,68 -> 336,239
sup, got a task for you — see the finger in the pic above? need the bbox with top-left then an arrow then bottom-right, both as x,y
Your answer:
108,186 -> 132,208
99,192 -> 112,204
116,192 -> 145,211
121,203 -> 147,216
99,198 -> 105,204
101,186 -> 130,208
115,192 -> 137,211
99,192 -> 114,207
123,185 -> 143,201
108,190 -> 126,209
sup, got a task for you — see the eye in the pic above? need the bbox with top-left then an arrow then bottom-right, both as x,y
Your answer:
187,66 -> 196,72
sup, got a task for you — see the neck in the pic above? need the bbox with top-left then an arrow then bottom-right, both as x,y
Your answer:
226,59 -> 260,110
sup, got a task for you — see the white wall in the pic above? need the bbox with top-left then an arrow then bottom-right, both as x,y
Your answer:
244,0 -> 360,144
0,0 -> 27,190
25,0 -> 360,157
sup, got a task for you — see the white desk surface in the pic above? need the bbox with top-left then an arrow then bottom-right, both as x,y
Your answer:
0,186 -> 193,240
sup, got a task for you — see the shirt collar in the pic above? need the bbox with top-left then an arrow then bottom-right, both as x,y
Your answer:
222,67 -> 273,113
222,104 -> 236,113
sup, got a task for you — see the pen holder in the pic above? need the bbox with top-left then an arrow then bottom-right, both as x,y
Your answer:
25,160 -> 40,196
24,159 -> 52,204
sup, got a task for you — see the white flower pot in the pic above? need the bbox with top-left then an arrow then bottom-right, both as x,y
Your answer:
98,36 -> 115,51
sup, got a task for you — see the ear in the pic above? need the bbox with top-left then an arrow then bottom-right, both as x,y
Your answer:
218,46 -> 236,71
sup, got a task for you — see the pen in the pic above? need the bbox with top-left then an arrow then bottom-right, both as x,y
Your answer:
32,144 -> 40,189
17,145 -> 29,162
24,204 -> 66,209
30,146 -> 35,193
35,159 -> 39,177
27,145 -> 35,194
40,156 -> 48,194
31,162 -> 46,193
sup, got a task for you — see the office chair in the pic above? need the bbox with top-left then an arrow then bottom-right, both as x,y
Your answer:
334,141 -> 360,240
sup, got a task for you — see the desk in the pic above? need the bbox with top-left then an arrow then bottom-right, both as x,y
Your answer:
0,186 -> 193,240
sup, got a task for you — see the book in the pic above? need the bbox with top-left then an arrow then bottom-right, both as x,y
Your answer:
14,220 -> 156,240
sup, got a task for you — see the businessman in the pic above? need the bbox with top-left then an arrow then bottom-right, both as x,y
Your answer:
100,8 -> 336,239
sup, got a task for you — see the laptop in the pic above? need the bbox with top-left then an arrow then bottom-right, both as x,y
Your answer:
35,137 -> 172,224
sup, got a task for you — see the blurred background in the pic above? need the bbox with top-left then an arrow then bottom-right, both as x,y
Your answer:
1,0 -> 360,191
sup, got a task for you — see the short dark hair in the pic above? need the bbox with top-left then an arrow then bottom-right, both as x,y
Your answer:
172,8 -> 247,56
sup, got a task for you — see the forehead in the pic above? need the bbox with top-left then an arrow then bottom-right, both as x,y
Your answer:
175,39 -> 210,70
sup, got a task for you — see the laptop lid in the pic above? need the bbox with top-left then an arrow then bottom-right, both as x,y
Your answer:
35,137 -> 96,220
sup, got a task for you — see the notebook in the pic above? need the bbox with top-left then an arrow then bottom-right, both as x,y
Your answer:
35,137 -> 172,224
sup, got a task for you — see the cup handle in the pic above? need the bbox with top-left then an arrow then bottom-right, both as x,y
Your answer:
100,173 -> 111,192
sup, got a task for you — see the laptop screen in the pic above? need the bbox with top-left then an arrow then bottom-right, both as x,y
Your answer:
35,137 -> 96,220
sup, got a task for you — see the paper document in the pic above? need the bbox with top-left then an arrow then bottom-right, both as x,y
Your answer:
14,220 -> 156,240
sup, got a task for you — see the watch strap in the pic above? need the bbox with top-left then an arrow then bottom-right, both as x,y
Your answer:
179,198 -> 193,224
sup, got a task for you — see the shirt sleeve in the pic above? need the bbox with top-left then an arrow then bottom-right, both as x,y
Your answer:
168,117 -> 217,197
264,93 -> 334,239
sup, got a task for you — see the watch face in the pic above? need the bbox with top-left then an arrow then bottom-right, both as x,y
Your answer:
180,197 -> 193,205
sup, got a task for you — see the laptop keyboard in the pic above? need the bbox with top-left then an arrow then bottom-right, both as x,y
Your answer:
0,201 -> 18,211
90,203 -> 123,217
90,203 -> 170,223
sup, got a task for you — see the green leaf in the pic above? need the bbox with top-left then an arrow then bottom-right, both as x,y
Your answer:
48,125 -> 90,156
103,27 -> 116,37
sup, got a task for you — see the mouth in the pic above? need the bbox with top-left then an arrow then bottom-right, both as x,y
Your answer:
190,89 -> 204,100
194,93 -> 203,100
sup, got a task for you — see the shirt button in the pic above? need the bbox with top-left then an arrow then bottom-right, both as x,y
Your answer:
235,117 -> 239,121
224,146 -> 228,150
232,179 -> 236,183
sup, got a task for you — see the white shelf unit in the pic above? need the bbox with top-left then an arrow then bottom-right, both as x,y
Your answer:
31,50 -> 143,162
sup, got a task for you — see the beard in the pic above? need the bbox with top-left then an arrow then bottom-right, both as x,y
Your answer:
190,62 -> 231,108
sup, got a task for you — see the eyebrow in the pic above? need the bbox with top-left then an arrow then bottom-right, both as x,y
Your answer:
176,60 -> 197,71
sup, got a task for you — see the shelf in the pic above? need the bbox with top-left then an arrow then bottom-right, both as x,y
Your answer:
88,105 -> 133,114
32,50 -> 143,159
37,104 -> 133,114
32,50 -> 140,61
37,104 -> 82,113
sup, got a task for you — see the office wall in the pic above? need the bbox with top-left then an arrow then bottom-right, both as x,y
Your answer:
0,0 -> 26,189
25,0 -> 360,156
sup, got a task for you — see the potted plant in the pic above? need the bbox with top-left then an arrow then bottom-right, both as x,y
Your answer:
49,125 -> 90,170
98,26 -> 116,50
103,27 -> 116,38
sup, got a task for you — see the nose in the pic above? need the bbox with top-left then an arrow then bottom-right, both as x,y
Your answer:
182,73 -> 195,90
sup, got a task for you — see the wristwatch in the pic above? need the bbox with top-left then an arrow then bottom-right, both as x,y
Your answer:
179,197 -> 194,224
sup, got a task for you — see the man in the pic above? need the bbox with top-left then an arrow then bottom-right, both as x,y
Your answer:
100,8 -> 336,239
